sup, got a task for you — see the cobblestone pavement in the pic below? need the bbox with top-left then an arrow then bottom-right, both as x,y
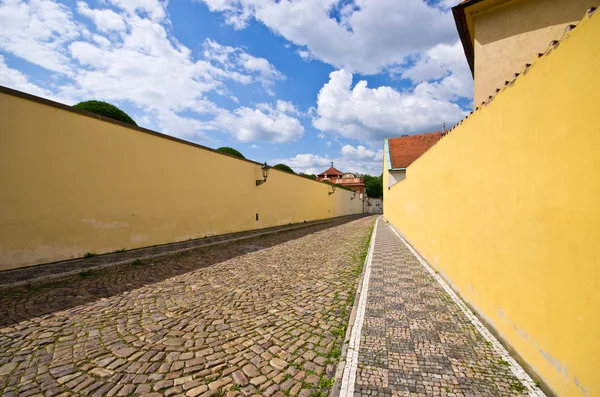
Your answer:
352,219 -> 532,397
0,215 -> 366,288
0,216 -> 376,397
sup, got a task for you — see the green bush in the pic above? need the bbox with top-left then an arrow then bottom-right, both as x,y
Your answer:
217,147 -> 245,159
273,164 -> 295,174
299,173 -> 317,180
72,100 -> 137,126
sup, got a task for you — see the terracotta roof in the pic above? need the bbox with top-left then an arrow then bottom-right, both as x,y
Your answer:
387,132 -> 443,169
318,166 -> 344,176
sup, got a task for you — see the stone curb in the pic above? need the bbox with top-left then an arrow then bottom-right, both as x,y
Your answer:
0,214 -> 369,293
330,217 -> 378,397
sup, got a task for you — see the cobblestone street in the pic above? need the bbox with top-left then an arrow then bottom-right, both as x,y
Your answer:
0,216 -> 375,397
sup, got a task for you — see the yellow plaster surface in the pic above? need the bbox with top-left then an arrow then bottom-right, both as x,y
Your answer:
470,0 -> 595,105
385,11 -> 600,397
0,93 -> 363,270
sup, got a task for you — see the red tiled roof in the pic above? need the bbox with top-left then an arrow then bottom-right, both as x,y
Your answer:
318,166 -> 344,176
388,132 -> 443,169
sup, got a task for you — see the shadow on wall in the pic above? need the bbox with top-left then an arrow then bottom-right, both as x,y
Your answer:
0,216 -> 362,328
0,86 -> 364,270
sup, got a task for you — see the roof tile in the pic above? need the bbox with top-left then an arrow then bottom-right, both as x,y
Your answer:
318,167 -> 344,176
388,132 -> 443,169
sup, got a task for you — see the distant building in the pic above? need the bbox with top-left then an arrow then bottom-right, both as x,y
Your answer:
317,163 -> 366,194
384,132 -> 443,189
366,198 -> 383,214
453,0 -> 596,106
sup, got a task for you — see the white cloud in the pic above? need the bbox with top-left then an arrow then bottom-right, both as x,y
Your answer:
0,54 -> 52,98
313,69 -> 466,143
107,0 -> 166,21
402,40 -> 473,101
340,144 -> 380,161
274,143 -> 383,176
0,0 -> 297,146
213,101 -> 304,143
92,34 -> 112,48
195,0 -> 457,75
0,0 -> 83,74
203,39 -> 283,90
77,2 -> 126,32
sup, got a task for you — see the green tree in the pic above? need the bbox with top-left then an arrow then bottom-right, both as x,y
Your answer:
273,164 -> 295,174
366,177 -> 383,198
72,100 -> 137,126
217,147 -> 245,159
299,173 -> 317,180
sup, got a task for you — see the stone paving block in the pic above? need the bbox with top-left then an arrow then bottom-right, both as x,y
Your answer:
0,217 -> 374,397
351,220 -> 532,397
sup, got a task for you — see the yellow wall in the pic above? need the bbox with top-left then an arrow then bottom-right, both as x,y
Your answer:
472,0 -> 595,105
385,11 -> 599,397
0,91 -> 363,270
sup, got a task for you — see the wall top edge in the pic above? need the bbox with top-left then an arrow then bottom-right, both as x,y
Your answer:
0,84 -> 345,188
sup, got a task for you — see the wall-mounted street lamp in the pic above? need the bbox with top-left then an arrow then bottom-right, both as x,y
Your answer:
328,185 -> 336,195
256,162 -> 270,186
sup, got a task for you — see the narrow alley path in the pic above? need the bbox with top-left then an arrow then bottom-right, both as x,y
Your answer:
0,216 -> 375,397
339,217 -> 545,397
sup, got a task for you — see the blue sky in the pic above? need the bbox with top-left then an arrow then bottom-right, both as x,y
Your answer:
0,0 -> 473,175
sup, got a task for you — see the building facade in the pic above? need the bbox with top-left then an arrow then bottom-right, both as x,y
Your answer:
453,0 -> 597,106
317,164 -> 366,194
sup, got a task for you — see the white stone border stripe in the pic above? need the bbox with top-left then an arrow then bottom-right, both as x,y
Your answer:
339,216 -> 381,397
386,222 -> 546,397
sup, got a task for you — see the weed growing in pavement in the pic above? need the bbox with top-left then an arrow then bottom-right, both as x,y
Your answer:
330,326 -> 345,337
291,361 -> 303,370
132,259 -> 143,266
229,384 -> 241,391
318,377 -> 335,389
328,347 -> 341,359
498,359 -> 510,366
112,248 -> 126,253
510,381 -> 527,394
310,392 -> 327,397
84,252 -> 97,258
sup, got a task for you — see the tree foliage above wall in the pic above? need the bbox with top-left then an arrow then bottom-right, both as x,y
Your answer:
73,100 -> 137,126
299,173 -> 317,180
217,147 -> 246,159
360,174 -> 383,198
273,164 -> 295,174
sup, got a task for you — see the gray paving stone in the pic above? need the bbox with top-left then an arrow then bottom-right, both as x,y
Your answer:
0,216 -> 374,397
352,220 -> 530,396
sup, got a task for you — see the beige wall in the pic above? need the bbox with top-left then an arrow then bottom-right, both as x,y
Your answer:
0,90 -> 364,270
472,0 -> 595,105
385,11 -> 600,397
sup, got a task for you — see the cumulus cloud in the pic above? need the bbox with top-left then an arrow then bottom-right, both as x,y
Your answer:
107,0 -> 167,21
402,41 -> 473,101
313,69 -> 466,143
204,39 -> 284,91
195,0 -> 457,75
274,143 -> 383,176
0,0 -> 299,143
0,55 -> 52,98
76,2 -> 126,32
195,0 -> 474,144
0,0 -> 83,74
213,101 -> 304,143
